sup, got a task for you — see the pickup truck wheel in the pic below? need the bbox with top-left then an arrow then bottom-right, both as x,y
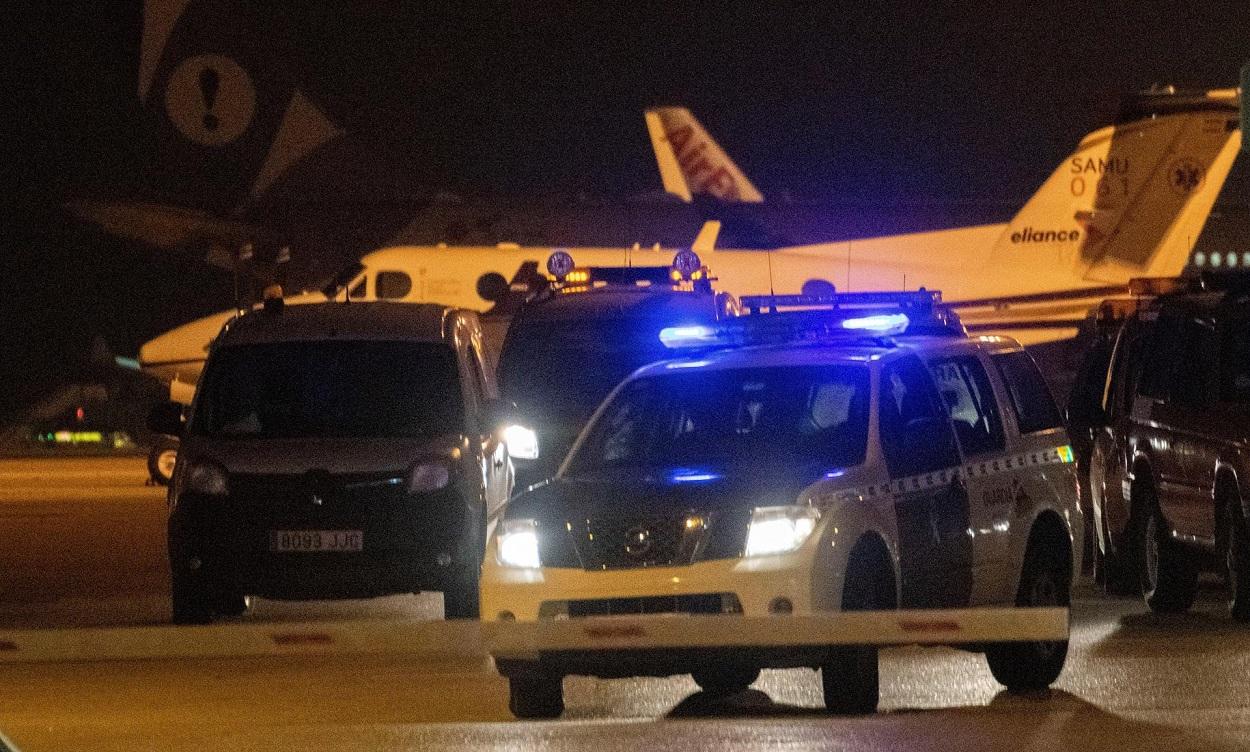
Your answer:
1138,487 -> 1198,614
822,543 -> 892,714
986,536 -> 1070,691
508,670 -> 564,719
1093,542 -> 1138,596
691,665 -> 760,696
1226,502 -> 1250,623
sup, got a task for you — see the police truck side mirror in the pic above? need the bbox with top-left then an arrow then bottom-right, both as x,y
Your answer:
147,401 -> 186,438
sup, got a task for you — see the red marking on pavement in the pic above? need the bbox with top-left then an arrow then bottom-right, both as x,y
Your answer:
898,620 -> 961,633
0,640 -> 16,651
270,632 -> 334,646
583,625 -> 646,639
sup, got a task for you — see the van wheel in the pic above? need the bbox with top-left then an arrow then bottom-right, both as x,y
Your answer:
171,571 -> 213,625
691,665 -> 760,696
147,437 -> 179,486
822,542 -> 892,714
442,566 -> 480,619
1225,500 -> 1250,623
986,535 -> 1070,691
1137,484 -> 1198,614
508,670 -> 564,719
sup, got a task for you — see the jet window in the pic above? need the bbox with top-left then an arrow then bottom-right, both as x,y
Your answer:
376,271 -> 413,300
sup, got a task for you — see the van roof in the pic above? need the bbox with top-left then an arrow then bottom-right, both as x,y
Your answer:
217,302 -> 464,347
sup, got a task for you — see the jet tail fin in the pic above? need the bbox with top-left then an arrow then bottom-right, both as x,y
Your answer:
645,107 -> 764,203
995,87 -> 1241,282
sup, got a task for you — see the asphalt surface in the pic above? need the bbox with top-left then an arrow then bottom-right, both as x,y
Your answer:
1,457 -> 1249,751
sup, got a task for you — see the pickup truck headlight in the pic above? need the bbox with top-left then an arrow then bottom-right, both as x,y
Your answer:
497,518 -> 541,568
745,505 -> 820,557
504,425 -> 539,460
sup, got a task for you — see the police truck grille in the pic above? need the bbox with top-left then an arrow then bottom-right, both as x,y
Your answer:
575,514 -> 708,569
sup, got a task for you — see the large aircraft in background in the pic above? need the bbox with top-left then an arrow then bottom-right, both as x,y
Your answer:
139,88 -> 1244,397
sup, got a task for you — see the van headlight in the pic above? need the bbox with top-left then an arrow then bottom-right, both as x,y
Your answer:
497,518 -> 541,568
745,506 -> 820,557
185,461 -> 229,496
504,425 -> 539,460
407,461 -> 451,494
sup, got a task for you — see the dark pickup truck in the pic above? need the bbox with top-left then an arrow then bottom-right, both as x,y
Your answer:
1074,276 -> 1250,621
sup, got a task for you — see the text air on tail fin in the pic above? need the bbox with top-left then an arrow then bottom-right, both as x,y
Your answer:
994,87 -> 1241,283
645,107 -> 764,203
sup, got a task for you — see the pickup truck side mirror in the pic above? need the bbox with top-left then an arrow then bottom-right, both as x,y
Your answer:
480,398 -> 517,432
147,401 -> 186,437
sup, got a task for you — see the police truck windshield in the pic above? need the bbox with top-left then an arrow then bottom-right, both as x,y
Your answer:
566,365 -> 871,478
193,341 -> 463,439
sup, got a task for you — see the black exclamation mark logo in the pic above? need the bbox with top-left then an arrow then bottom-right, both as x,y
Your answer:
199,67 -> 220,131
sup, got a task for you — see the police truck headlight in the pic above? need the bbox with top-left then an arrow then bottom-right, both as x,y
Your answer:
504,425 -> 540,460
407,461 -> 451,494
497,518 -> 541,568
185,461 -> 229,496
745,506 -> 820,557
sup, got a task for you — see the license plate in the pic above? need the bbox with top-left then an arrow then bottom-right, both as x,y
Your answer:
270,530 -> 363,552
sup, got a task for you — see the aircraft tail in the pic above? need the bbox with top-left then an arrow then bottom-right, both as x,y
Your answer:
645,107 -> 764,203
136,1 -> 342,213
994,87 -> 1241,283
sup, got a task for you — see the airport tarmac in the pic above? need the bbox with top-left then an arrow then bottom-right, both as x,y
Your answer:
1,457 -> 1248,751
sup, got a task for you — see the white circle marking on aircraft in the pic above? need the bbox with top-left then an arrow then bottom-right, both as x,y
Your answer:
165,55 -> 256,146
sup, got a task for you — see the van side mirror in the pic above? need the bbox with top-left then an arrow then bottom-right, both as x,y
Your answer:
148,401 -> 186,437
481,398 -> 517,432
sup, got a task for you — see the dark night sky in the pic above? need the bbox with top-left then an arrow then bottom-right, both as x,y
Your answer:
4,1 -> 1250,421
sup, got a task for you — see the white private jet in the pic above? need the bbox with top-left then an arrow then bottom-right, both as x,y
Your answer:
141,88 -> 1243,401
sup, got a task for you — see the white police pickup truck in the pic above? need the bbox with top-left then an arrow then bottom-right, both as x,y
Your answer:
481,292 -> 1080,717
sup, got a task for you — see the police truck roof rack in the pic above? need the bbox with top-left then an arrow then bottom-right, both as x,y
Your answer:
660,289 -> 966,351
740,289 -> 966,337
542,249 -> 715,295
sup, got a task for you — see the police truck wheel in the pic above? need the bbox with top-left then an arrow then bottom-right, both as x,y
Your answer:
1225,501 -> 1250,623
1138,487 -> 1198,614
170,571 -> 213,625
691,665 -> 760,696
986,537 -> 1070,691
147,437 -> 179,486
822,543 -> 893,714
508,670 -> 564,719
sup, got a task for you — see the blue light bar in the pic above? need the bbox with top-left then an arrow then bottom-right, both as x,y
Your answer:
839,312 -> 910,334
659,324 -> 723,348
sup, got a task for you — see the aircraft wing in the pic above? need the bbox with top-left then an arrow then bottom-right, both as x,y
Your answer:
945,284 -> 1138,334
66,201 -> 259,254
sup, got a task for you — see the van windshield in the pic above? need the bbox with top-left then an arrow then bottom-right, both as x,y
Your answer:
192,341 -> 463,439
565,365 -> 870,478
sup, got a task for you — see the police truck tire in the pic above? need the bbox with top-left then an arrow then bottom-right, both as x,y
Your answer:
147,436 -> 179,486
691,665 -> 760,696
1225,501 -> 1250,623
1138,485 -> 1198,614
170,571 -> 213,625
508,670 -> 564,719
986,537 -> 1070,691
822,542 -> 892,714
